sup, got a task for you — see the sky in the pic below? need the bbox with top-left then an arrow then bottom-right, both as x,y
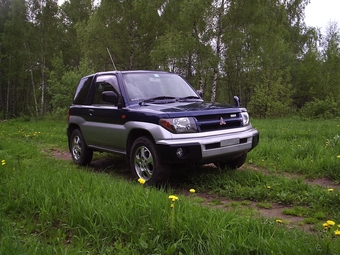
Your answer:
304,0 -> 340,33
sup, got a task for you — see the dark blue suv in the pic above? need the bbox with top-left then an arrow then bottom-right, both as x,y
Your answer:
67,70 -> 259,185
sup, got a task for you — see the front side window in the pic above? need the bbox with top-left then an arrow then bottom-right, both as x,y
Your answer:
93,75 -> 119,105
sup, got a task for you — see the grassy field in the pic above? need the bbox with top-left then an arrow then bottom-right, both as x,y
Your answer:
1,117 -> 340,254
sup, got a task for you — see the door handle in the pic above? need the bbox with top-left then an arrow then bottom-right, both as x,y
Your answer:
89,109 -> 94,116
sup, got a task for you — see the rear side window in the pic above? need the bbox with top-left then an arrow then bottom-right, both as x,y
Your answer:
73,76 -> 93,105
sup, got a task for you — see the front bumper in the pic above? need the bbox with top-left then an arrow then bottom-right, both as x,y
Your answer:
156,128 -> 259,164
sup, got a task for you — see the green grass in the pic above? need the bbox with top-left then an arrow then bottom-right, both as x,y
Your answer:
249,118 -> 340,181
256,202 -> 272,209
1,117 -> 340,254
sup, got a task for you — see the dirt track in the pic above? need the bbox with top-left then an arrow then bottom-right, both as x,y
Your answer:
52,150 -> 340,233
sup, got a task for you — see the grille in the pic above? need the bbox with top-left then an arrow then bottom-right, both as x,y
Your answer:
196,113 -> 242,132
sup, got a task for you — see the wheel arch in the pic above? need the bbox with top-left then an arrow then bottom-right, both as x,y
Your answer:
126,129 -> 154,159
67,123 -> 81,151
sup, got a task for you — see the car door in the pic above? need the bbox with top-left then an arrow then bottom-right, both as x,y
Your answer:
81,74 -> 127,153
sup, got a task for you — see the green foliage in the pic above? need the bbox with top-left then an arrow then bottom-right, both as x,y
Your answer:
48,54 -> 94,113
0,0 -> 339,124
298,97 -> 340,119
248,70 -> 294,118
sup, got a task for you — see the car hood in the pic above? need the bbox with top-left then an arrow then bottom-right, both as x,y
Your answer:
130,101 -> 242,117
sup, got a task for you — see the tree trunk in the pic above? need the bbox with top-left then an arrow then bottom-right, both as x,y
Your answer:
6,78 -> 10,119
40,57 -> 46,115
5,55 -> 12,119
211,68 -> 218,102
199,72 -> 204,92
26,44 -> 39,117
210,0 -> 225,103
30,69 -> 39,117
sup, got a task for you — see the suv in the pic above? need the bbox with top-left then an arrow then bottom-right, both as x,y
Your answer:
67,70 -> 259,185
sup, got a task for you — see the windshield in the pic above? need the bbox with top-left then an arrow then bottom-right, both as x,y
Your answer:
122,72 -> 199,102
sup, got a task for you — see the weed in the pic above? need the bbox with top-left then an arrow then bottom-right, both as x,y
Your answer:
240,200 -> 251,206
192,197 -> 205,203
229,201 -> 241,207
282,206 -> 309,217
303,218 -> 318,224
209,199 -> 223,206
314,211 -> 327,220
256,202 -> 272,209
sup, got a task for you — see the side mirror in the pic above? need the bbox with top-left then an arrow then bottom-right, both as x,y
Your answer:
196,90 -> 203,98
233,96 -> 240,107
102,91 -> 118,105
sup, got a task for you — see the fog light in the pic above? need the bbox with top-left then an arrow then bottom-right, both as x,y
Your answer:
176,148 -> 184,158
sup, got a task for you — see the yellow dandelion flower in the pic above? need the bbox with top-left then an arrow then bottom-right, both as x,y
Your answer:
267,186 -> 271,189
327,220 -> 335,226
323,223 -> 329,227
168,195 -> 179,202
334,230 -> 340,236
328,188 -> 334,192
337,155 -> 340,159
276,219 -> 283,223
170,203 -> 174,208
138,178 -> 146,185
189,189 -> 196,193
1,160 -> 5,166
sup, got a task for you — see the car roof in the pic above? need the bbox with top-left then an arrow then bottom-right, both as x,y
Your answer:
84,70 -> 175,77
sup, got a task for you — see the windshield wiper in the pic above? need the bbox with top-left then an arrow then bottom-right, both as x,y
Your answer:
139,96 -> 176,105
177,96 -> 201,101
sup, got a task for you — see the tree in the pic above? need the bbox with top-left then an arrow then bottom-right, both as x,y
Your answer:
292,27 -> 323,108
26,0 -> 63,115
151,0 -> 215,98
78,0 -> 163,71
59,0 -> 94,68
240,0 -> 295,117
0,0 -> 12,117
1,0 -> 30,118
320,22 -> 340,99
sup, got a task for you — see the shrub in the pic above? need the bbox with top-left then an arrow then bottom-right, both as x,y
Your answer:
298,97 -> 340,119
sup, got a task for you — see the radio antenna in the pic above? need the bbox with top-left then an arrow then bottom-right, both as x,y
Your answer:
106,47 -> 117,71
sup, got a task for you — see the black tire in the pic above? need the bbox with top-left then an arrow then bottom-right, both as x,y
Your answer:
130,136 -> 170,186
215,153 -> 247,170
70,129 -> 93,166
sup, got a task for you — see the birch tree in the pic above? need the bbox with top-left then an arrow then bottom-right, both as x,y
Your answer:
27,0 -> 61,115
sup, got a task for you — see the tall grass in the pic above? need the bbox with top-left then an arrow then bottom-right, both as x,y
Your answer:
1,118 -> 340,254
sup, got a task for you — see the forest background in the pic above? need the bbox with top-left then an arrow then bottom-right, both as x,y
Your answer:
0,0 -> 339,120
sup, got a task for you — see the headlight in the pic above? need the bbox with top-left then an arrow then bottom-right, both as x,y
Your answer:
241,111 -> 250,126
160,117 -> 198,133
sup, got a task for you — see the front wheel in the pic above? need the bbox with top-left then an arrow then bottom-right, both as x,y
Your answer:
215,153 -> 247,170
130,136 -> 170,186
70,129 -> 93,166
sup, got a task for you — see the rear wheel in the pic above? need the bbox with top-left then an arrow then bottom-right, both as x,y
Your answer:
215,153 -> 247,170
70,129 -> 93,166
130,136 -> 170,186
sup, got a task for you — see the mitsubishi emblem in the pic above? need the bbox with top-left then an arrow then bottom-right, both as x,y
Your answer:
220,117 -> 226,125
